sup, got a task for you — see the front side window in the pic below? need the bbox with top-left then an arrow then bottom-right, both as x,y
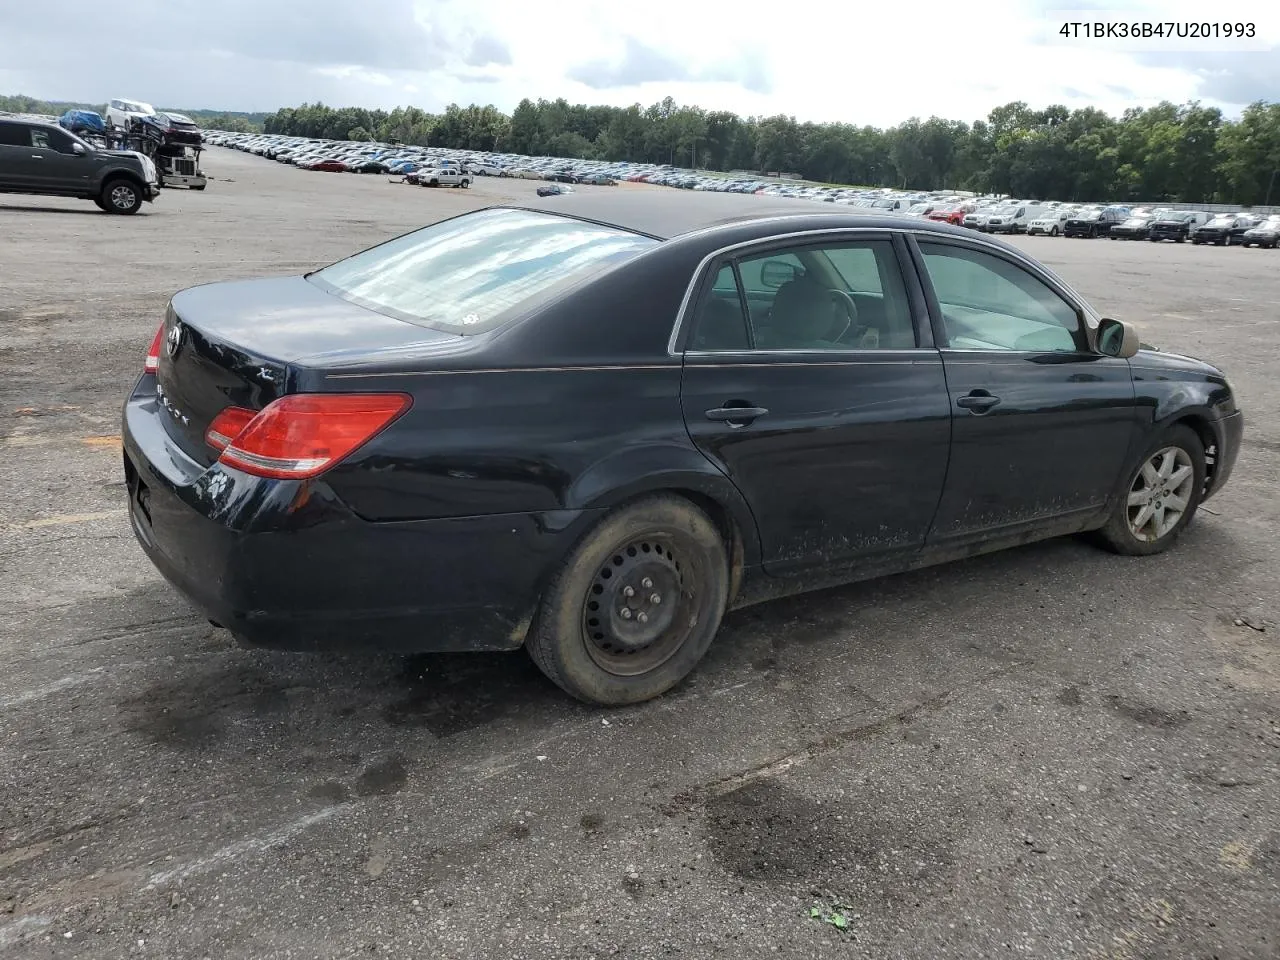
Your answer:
918,242 -> 1082,352
308,208 -> 657,335
29,128 -> 74,153
689,239 -> 916,352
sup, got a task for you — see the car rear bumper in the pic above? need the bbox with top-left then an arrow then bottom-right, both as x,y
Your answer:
122,382 -> 590,653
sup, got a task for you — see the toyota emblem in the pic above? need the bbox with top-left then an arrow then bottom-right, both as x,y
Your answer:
166,321 -> 183,357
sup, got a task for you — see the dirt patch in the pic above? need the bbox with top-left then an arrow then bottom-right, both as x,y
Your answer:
702,778 -> 956,910
354,756 -> 408,797
117,664 -> 290,749
1104,695 -> 1191,729
381,653 -> 582,736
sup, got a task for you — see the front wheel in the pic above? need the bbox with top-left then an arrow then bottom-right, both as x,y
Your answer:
101,178 -> 142,214
526,495 -> 729,706
1096,425 -> 1205,557
1050,226 -> 1059,237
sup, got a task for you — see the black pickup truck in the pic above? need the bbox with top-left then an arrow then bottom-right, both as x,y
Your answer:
0,116 -> 160,214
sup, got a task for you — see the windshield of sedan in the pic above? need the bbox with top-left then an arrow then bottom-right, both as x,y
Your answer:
308,208 -> 657,334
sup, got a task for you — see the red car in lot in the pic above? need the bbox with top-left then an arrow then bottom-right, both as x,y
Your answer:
311,159 -> 347,172
927,206 -> 967,226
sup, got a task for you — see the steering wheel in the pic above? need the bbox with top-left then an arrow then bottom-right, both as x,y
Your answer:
827,289 -> 860,342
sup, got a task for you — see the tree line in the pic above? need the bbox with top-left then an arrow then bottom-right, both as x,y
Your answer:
261,96 -> 1280,206
7,91 -> 1277,204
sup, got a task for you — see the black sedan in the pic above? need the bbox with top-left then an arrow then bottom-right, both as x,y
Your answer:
1193,214 -> 1258,245
1109,216 -> 1152,240
122,193 -> 1244,706
1239,219 -> 1280,248
536,182 -> 574,197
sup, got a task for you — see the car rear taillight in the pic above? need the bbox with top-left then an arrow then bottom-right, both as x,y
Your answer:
144,323 -> 165,374
215,393 -> 412,480
205,406 -> 257,451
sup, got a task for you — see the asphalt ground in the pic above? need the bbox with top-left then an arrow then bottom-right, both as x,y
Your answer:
1,149 -> 1277,959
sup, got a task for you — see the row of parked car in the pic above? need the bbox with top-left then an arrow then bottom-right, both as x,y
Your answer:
206,130 -> 1280,248
910,199 -> 1279,248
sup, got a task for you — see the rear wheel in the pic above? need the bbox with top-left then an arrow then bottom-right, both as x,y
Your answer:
526,496 -> 729,706
1096,425 -> 1205,557
101,178 -> 142,214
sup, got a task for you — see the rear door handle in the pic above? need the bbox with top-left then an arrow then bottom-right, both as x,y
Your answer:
956,391 -> 1000,413
705,404 -> 769,426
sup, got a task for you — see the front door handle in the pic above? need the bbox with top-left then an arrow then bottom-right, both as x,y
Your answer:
956,390 -> 1000,413
30,154 -> 43,159
705,403 -> 769,426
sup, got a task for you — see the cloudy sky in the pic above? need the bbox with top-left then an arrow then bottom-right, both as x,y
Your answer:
0,0 -> 1276,125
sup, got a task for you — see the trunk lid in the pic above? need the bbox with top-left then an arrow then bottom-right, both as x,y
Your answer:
154,276 -> 460,467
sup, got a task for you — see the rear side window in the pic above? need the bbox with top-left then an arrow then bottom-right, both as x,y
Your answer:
689,239 -> 916,352
308,208 -> 657,334
0,122 -> 28,146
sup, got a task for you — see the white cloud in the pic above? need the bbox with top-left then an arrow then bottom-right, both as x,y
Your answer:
0,0 -> 1274,122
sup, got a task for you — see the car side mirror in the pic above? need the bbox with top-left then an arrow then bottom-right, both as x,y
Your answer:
760,260 -> 798,288
72,143 -> 87,156
1097,318 -> 1140,359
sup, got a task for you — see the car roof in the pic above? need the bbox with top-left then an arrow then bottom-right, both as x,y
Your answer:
514,189 -> 961,241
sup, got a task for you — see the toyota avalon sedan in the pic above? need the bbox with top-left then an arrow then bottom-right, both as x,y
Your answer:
123,192 -> 1244,706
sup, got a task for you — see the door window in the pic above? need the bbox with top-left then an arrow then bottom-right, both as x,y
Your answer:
689,240 -> 916,352
0,122 -> 29,147
918,242 -> 1082,352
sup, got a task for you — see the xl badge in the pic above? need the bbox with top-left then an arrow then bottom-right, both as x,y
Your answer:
166,321 -> 183,357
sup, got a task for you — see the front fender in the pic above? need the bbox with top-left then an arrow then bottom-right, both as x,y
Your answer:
565,439 -> 762,566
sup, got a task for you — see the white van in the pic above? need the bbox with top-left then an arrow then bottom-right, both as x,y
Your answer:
982,204 -> 1048,235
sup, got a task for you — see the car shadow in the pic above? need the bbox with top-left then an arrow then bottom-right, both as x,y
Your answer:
0,203 -> 122,216
107,519 -> 1239,782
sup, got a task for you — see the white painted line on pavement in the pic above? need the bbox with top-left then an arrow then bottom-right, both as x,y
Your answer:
0,669 -> 107,711
146,804 -> 353,889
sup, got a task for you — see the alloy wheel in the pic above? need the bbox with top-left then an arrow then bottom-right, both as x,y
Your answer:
1127,446 -> 1195,542
110,185 -> 137,210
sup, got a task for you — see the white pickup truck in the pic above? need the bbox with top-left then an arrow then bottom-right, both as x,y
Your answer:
419,161 -> 472,188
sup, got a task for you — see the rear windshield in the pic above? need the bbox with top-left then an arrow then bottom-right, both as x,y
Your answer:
307,208 -> 658,334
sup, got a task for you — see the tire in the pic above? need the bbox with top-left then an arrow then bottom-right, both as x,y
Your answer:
428,178 -> 439,188
1096,424 -> 1205,557
1175,237 -> 1185,243
190,184 -> 206,191
100,178 -> 142,215
526,495 -> 730,706
1050,226 -> 1059,237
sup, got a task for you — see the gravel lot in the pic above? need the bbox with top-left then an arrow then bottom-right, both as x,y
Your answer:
1,148 -> 1278,959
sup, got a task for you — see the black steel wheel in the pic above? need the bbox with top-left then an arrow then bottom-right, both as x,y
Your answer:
527,495 -> 729,705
